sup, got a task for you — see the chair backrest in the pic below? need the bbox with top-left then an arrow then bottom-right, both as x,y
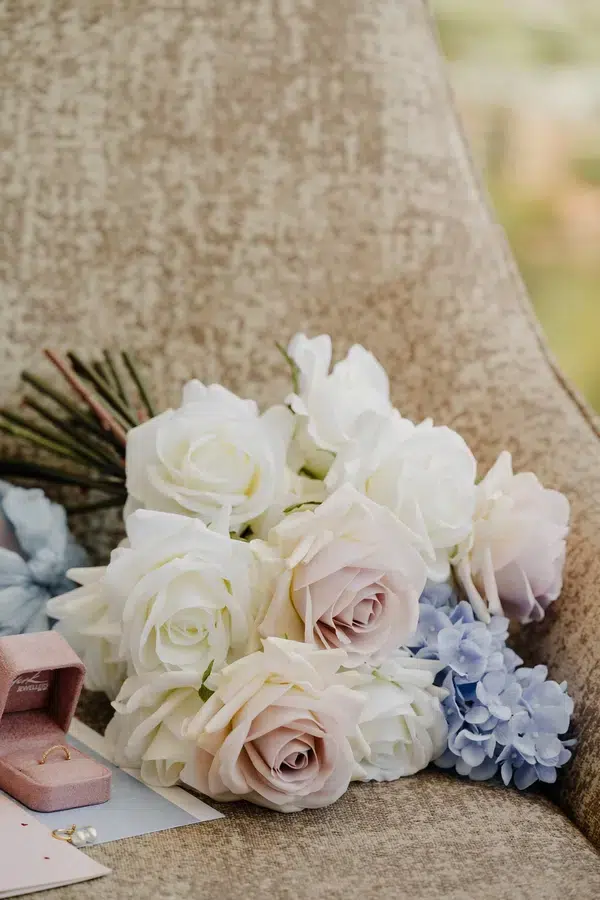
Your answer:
2,0 -> 600,847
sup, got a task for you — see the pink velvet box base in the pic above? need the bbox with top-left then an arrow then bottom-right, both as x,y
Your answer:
0,632 -> 111,812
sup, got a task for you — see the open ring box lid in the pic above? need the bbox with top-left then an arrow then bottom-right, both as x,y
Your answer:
0,632 -> 111,812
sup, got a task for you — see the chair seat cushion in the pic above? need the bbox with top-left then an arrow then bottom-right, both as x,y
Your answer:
64,771 -> 600,900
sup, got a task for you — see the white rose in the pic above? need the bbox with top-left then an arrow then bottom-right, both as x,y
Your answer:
351,652 -> 448,781
47,566 -> 126,700
326,414 -> 476,581
105,510 -> 256,676
286,334 -> 393,474
454,451 -> 570,624
126,380 -> 293,530
106,670 -> 203,786
250,467 -> 327,539
181,638 -> 365,812
257,484 -> 426,666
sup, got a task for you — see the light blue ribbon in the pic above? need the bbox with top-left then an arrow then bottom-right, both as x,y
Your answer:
0,480 -> 87,636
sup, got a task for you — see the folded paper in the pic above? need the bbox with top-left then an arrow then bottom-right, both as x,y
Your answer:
0,793 -> 110,898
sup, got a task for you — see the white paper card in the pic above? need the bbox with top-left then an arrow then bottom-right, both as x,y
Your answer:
0,795 -> 110,898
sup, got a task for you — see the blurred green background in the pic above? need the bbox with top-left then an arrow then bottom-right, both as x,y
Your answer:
433,0 -> 600,411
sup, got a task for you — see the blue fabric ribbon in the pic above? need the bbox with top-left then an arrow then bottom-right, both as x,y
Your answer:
0,480 -> 87,636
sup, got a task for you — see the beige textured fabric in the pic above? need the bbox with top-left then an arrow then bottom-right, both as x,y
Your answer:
32,774 -> 600,900
2,0 -> 600,896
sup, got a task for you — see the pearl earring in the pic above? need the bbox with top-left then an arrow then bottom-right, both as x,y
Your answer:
52,824 -> 98,847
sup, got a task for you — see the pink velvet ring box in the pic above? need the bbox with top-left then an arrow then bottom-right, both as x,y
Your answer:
0,632 -> 111,812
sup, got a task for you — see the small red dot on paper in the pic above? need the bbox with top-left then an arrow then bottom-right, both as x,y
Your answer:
21,823 -> 28,826
44,857 -> 50,860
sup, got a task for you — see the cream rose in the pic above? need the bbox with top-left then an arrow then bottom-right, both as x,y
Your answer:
47,566 -> 126,700
454,451 -> 570,623
257,484 -> 426,666
105,509 -> 256,675
250,467 -> 327,540
285,333 -> 393,475
106,670 -> 203,786
126,380 -> 293,530
181,638 -> 364,812
352,652 -> 448,781
326,413 -> 477,581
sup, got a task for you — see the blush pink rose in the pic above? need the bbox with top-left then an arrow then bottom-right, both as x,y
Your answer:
181,638 -> 365,812
455,452 -> 570,623
257,485 -> 426,666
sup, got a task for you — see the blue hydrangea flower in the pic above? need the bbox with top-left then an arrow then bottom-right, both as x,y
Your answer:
0,481 -> 87,636
468,670 -> 523,726
437,619 -> 492,681
408,581 -> 575,789
517,665 -> 573,734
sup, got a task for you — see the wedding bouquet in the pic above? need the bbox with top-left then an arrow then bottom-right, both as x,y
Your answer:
46,334 -> 574,811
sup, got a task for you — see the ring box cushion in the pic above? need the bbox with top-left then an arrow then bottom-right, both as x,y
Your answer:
0,633 -> 111,812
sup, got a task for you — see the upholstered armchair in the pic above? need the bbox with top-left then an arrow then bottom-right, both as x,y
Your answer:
3,1 -> 600,897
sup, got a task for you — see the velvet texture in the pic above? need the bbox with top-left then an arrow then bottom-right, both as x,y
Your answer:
0,633 -> 110,811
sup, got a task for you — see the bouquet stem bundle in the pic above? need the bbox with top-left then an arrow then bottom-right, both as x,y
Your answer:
0,350 -> 155,514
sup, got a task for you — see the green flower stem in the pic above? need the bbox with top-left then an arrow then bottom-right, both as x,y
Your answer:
121,351 -> 156,419
104,349 -> 132,409
44,350 -> 128,446
63,409 -> 125,459
91,359 -> 127,415
0,417 -> 103,468
22,397 -> 125,472
282,500 -> 321,514
21,371 -> 120,448
275,341 -> 300,393
0,408 -> 117,473
66,495 -> 127,515
22,371 -> 93,423
67,352 -> 138,428
0,459 -> 125,492
93,360 -> 109,381
92,358 -> 116,394
298,465 -> 322,480
68,411 -> 125,454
